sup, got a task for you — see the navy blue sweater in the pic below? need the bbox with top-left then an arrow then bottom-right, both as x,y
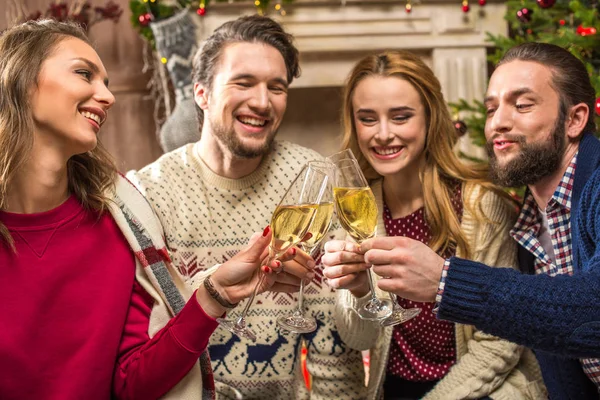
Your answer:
440,134 -> 600,399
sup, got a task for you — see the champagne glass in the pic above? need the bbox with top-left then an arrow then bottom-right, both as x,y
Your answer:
217,164 -> 329,341
380,293 -> 422,326
277,161 -> 335,333
330,157 -> 392,320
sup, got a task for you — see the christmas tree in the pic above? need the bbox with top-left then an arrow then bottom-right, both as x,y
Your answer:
451,0 -> 600,152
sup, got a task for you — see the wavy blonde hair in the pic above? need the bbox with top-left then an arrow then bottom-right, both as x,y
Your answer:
0,20 -> 116,250
342,50 -> 512,258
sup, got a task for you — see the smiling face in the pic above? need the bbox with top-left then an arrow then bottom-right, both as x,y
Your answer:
197,41 -> 288,159
352,75 -> 427,178
30,37 -> 114,158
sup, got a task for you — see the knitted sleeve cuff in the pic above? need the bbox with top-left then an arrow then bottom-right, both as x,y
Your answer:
437,256 -> 491,326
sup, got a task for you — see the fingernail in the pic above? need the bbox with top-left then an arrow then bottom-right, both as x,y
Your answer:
306,272 -> 315,280
262,226 -> 271,237
291,248 -> 297,255
262,265 -> 271,273
307,260 -> 316,269
276,260 -> 282,268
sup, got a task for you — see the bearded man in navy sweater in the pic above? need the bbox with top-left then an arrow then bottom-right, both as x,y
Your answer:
341,42 -> 600,399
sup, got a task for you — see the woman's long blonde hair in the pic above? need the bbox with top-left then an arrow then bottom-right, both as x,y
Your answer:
342,50 -> 511,258
0,20 -> 117,249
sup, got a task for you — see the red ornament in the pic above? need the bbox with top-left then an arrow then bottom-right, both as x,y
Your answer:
478,0 -> 486,5
516,8 -> 533,23
138,12 -> 151,27
405,3 -> 412,13
559,19 -> 566,26
197,7 -> 206,15
595,98 -> 600,116
462,4 -> 470,12
536,0 -> 556,8
576,25 -> 597,36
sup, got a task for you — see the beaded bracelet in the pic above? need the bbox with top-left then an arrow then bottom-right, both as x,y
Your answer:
203,275 -> 239,309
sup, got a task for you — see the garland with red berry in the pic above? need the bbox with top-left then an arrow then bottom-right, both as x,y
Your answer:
130,0 -> 492,47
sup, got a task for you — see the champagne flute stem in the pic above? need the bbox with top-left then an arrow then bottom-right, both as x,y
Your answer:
366,268 -> 379,303
235,256 -> 273,326
297,279 -> 305,314
295,243 -> 318,315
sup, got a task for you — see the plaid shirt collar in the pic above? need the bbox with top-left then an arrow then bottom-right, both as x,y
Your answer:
510,152 -> 577,264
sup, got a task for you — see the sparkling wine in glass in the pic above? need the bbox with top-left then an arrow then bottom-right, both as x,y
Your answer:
277,161 -> 335,333
217,164 -> 328,341
331,158 -> 393,320
328,150 -> 422,324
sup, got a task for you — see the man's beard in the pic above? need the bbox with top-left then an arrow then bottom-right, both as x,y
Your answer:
486,109 -> 566,188
209,114 -> 277,159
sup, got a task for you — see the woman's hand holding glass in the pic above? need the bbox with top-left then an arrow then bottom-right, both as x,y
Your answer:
198,229 -> 312,319
216,163 -> 329,341
321,240 -> 371,297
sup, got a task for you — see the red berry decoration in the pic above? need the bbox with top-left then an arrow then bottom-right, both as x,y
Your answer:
478,0 -> 486,5
536,0 -> 556,8
196,7 -> 206,15
576,25 -> 597,36
462,4 -> 470,12
138,12 -> 151,27
453,120 -> 468,137
559,19 -> 566,26
595,98 -> 600,116
516,8 -> 533,23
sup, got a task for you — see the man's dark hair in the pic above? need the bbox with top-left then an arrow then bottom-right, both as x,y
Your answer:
498,42 -> 596,134
191,15 -> 300,130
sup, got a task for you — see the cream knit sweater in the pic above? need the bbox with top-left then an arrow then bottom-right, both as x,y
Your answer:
335,180 -> 547,400
129,141 -> 367,400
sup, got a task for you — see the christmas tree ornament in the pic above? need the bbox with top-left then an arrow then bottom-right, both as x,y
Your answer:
559,19 -> 566,26
478,0 -> 486,6
405,0 -> 412,13
453,120 -> 468,137
462,0 -> 470,13
596,98 -> 600,116
516,7 -> 533,23
536,0 -> 556,8
138,12 -> 151,27
576,25 -> 597,36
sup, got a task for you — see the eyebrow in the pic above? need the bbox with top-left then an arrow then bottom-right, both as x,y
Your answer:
230,73 -> 288,88
356,106 -> 415,113
72,57 -> 109,86
484,87 -> 534,104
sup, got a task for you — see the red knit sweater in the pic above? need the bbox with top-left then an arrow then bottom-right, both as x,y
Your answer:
0,196 -> 218,400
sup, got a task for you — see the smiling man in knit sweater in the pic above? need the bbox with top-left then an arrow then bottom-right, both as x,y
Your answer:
129,15 -> 366,399
357,43 -> 600,399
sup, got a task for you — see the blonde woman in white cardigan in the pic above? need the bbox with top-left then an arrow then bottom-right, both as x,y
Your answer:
321,50 -> 546,400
